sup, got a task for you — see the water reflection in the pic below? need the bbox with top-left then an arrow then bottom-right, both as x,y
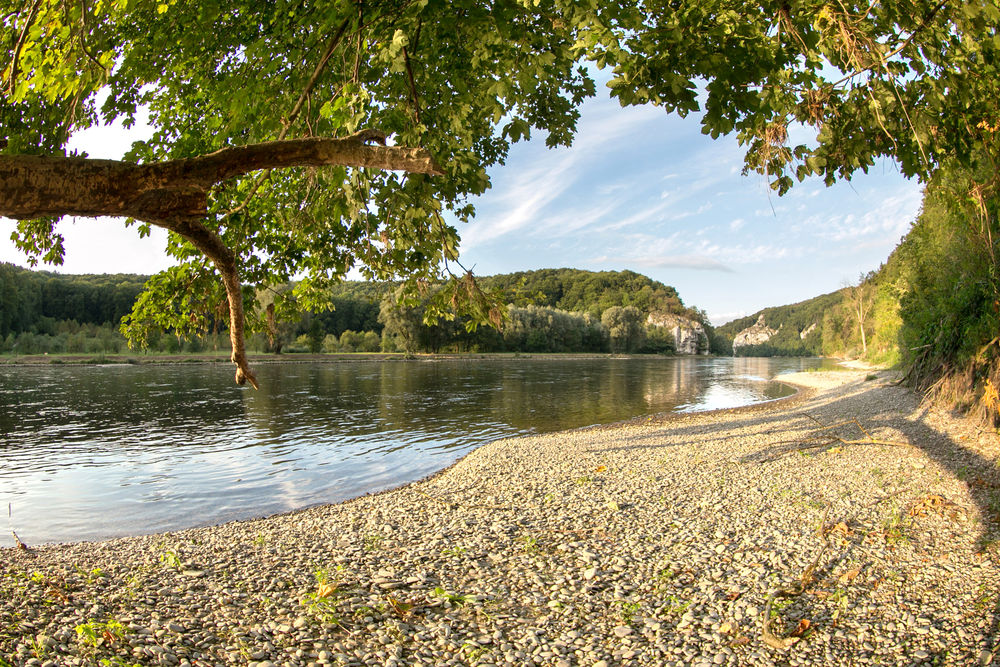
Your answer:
0,357 -> 830,545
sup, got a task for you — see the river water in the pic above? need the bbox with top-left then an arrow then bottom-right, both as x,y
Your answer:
0,356 -> 831,546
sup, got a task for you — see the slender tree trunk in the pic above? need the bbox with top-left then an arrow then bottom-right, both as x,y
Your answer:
857,302 -> 868,355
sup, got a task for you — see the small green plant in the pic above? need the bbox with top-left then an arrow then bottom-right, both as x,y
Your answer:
614,599 -> 642,625
432,587 -> 473,606
75,564 -> 106,584
974,583 -> 994,611
252,533 -> 268,547
829,588 -> 850,621
99,658 -> 143,667
303,593 -> 340,624
574,476 -> 593,485
363,533 -> 383,551
881,502 -> 911,544
302,566 -> 344,624
385,623 -> 406,642
462,642 -> 491,662
29,571 -> 46,585
441,546 -> 467,557
157,543 -> 183,570
768,597 -> 794,619
353,605 -> 377,619
661,594 -> 691,616
27,636 -> 49,660
519,536 -> 540,554
314,565 -> 342,586
122,570 -> 147,599
75,619 -> 127,648
883,568 -> 905,584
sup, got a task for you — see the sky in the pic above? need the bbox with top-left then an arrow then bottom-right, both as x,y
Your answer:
0,87 -> 923,326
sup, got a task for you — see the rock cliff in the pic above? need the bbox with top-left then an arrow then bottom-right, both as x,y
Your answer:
647,312 -> 709,355
732,314 -> 778,348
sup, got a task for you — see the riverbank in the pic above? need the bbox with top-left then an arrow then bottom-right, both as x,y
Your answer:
3,369 -> 999,666
0,351 -> 676,368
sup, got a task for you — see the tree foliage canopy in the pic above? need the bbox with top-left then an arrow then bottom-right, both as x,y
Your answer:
3,0 -> 1000,383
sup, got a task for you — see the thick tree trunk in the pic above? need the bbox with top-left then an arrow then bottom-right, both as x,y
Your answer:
0,130 -> 442,224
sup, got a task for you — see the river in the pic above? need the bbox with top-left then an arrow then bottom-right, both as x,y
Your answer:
0,356 -> 833,546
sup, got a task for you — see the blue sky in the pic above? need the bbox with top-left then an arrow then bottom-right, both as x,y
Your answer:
0,87 -> 922,326
456,93 -> 922,324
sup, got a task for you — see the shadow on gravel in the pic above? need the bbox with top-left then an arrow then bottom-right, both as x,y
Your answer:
594,375 -> 1000,546
593,375 -> 1000,656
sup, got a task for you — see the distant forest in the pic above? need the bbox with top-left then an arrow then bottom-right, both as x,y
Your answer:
713,290 -> 846,357
0,265 -> 722,356
714,157 -> 1000,427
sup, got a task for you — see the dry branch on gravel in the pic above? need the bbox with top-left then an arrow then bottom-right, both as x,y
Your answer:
748,414 -> 915,463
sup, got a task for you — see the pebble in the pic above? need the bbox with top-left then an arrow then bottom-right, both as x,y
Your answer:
1,369 -> 996,667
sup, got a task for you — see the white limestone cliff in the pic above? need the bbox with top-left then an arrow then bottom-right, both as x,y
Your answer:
732,314 -> 778,349
647,312 -> 709,355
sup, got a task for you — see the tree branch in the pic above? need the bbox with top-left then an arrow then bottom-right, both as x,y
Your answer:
280,18 -> 352,141
402,46 -> 422,125
7,0 -> 43,96
156,217 -> 259,388
1,131 -> 442,387
0,131 -> 443,224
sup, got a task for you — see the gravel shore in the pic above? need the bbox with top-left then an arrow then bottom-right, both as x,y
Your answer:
3,369 -> 1000,666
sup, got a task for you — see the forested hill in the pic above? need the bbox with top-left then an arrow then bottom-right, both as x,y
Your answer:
478,269 -> 697,319
0,263 -> 146,338
714,289 -> 847,357
0,264 -> 708,355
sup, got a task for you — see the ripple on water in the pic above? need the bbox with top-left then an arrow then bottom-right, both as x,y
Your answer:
0,356 -> 828,545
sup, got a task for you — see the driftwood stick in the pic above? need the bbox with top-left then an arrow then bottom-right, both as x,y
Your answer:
9,503 -> 29,551
762,508 -> 830,649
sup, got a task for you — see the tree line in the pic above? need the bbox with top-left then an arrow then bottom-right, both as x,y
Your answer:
0,266 -> 718,357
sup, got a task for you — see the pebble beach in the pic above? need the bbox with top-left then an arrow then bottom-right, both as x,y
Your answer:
3,368 -> 1000,666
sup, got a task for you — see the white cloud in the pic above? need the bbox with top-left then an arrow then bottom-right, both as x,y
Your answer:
708,310 -> 750,326
628,254 -> 736,273
460,99 -> 665,251
798,186 -> 921,245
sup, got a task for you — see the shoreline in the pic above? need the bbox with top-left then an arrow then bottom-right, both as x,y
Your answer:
4,369 -> 999,666
0,351 -> 830,368
0,352 -> 677,367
